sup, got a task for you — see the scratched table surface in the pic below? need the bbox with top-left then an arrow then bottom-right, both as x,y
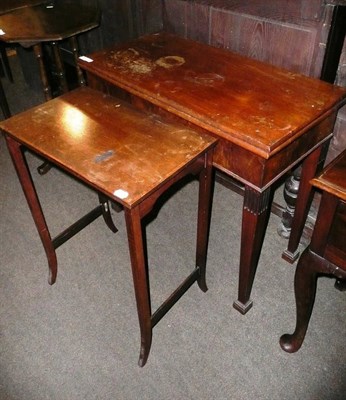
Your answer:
0,87 -> 216,207
78,32 -> 346,315
312,150 -> 346,202
79,32 -> 346,160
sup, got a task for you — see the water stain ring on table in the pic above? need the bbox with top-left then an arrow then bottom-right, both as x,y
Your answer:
155,56 -> 185,68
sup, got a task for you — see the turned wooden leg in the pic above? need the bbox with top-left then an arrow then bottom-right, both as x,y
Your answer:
124,206 -> 152,367
277,166 -> 301,239
51,41 -> 68,94
33,43 -> 52,101
70,36 -> 86,87
195,152 -> 213,292
282,146 -> 323,263
5,136 -> 57,284
280,248 -> 318,352
33,43 -> 53,175
233,186 -> 272,314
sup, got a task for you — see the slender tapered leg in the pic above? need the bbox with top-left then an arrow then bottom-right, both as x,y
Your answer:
5,136 -> 57,284
233,186 -> 272,314
195,152 -> 213,292
282,146 -> 323,263
124,206 -> 152,367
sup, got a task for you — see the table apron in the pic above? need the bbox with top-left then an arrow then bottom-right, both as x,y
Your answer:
213,112 -> 337,192
86,74 -> 337,192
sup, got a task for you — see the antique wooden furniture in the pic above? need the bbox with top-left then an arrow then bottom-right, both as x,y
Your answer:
78,32 -> 346,314
280,149 -> 346,353
137,0 -> 346,240
0,0 -> 47,12
0,86 -> 216,366
0,0 -> 100,102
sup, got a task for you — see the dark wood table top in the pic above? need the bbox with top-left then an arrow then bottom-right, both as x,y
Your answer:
79,32 -> 346,159
0,87 -> 217,207
0,1 -> 100,43
0,0 -> 47,14
312,149 -> 346,202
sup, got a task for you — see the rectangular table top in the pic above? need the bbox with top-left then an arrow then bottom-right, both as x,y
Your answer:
312,149 -> 346,202
0,87 -> 216,207
79,32 -> 346,159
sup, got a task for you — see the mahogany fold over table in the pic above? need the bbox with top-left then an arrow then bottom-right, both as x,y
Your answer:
79,32 -> 346,314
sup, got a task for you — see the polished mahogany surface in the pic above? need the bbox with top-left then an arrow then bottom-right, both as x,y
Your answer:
0,86 -> 216,207
0,0 -> 47,14
311,150 -> 346,202
1,85 -> 216,367
79,32 -> 346,159
312,150 -> 346,268
0,1 -> 100,43
79,31 -> 346,314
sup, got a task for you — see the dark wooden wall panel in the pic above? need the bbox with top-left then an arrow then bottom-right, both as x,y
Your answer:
201,0 -> 324,22
164,0 -> 210,42
76,0 -> 137,53
163,0 -> 328,77
210,9 -> 319,76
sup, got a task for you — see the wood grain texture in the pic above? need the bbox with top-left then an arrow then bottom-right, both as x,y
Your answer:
0,86 -> 216,207
163,0 -> 327,77
311,149 -> 346,201
210,9 -> 319,77
79,32 -> 346,159
190,0 -> 324,22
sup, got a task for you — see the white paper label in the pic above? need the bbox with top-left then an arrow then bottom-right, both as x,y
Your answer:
79,56 -> 94,63
113,189 -> 129,199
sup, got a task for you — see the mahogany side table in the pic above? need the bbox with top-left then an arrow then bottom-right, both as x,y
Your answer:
78,32 -> 346,314
280,149 -> 346,353
0,86 -> 216,367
